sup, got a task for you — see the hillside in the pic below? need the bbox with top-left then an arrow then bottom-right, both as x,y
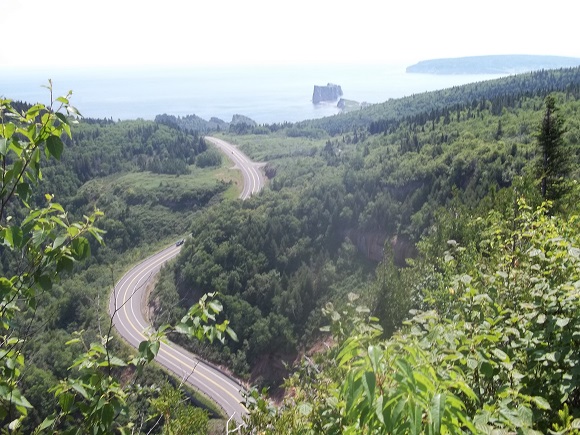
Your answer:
215,67 -> 580,433
151,66 -> 580,405
0,111 -> 238,432
296,66 -> 580,134
4,65 -> 580,433
406,54 -> 580,74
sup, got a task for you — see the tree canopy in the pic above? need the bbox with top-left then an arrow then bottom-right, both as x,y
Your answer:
536,94 -> 570,203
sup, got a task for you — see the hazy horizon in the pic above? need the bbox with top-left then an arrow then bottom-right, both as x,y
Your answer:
1,64 -> 509,123
2,0 -> 580,70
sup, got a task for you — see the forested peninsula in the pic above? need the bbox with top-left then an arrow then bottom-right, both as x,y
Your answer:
406,54 -> 580,74
3,66 -> 580,433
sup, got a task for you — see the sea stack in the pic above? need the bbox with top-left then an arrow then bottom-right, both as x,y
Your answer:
312,83 -> 343,104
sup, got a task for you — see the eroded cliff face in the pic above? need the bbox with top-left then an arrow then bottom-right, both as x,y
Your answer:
312,83 -> 343,104
346,230 -> 416,266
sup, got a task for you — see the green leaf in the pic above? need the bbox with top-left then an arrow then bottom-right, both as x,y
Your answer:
50,202 -> 65,213
298,402 -> 313,416
37,274 -> 52,290
344,371 -> 362,417
52,235 -> 67,250
8,226 -> 23,249
362,371 -> 376,405
410,402 -> 423,435
3,227 -> 13,248
375,395 -> 385,424
531,396 -> 551,410
66,105 -> 82,117
59,392 -> 74,413
46,135 -> 64,160
65,338 -> 81,346
90,342 -> 107,354
395,358 -> 416,387
37,415 -> 56,431
101,403 -> 115,427
208,300 -> 223,313
149,340 -> 160,358
492,348 -> 508,362
16,182 -> 31,205
56,256 -> 74,273
460,274 -> 472,284
415,371 -> 436,394
430,393 -> 445,435
71,383 -> 88,400
72,237 -> 90,261
518,405 -> 533,427
0,277 -> 14,298
174,322 -> 193,336
102,356 -> 127,367
26,103 -> 43,118
467,358 -> 478,370
55,112 -> 68,124
226,326 -> 238,342
368,345 -> 382,372
556,317 -> 570,328
337,338 -> 361,367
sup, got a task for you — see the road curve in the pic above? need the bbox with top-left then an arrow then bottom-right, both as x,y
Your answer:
110,139 -> 266,424
109,244 -> 248,422
205,136 -> 266,199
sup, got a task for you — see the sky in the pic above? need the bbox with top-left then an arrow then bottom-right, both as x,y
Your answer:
2,0 -> 580,70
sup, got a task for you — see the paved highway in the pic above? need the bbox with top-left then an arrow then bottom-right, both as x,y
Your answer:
205,136 -> 265,200
110,138 -> 266,425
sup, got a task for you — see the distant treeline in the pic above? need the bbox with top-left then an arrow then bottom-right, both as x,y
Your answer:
300,67 -> 580,134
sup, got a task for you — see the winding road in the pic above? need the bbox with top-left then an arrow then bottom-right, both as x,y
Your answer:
109,137 -> 265,425
205,136 -> 266,200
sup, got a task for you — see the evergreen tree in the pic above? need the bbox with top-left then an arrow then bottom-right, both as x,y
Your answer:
536,94 -> 569,202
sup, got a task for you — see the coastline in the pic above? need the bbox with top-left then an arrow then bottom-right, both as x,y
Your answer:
1,64 -> 505,124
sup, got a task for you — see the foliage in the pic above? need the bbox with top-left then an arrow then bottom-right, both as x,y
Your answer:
158,70 -> 580,389
536,94 -> 570,203
196,148 -> 223,168
149,383 -> 209,434
9,65 -> 580,433
244,197 -> 580,433
42,293 -> 234,434
151,184 -> 374,384
299,67 -> 580,134
0,88 -> 234,433
0,85 -> 101,429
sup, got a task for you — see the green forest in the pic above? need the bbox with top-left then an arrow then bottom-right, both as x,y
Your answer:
2,67 -> 580,433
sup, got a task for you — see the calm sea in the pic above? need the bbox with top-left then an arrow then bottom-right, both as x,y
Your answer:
1,64 -> 505,124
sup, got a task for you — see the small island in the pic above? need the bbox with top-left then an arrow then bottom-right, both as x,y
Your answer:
337,98 -> 370,113
406,55 -> 580,75
312,83 -> 343,104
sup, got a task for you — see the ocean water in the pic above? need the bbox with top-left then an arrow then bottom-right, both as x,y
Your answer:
1,64 -> 505,124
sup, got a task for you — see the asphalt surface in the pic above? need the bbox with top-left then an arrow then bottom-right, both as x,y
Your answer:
110,138 -> 266,425
205,136 -> 265,200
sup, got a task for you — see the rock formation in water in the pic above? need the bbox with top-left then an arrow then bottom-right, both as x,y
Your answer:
312,83 -> 343,104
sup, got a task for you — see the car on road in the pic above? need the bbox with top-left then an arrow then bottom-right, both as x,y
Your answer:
176,239 -> 185,247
